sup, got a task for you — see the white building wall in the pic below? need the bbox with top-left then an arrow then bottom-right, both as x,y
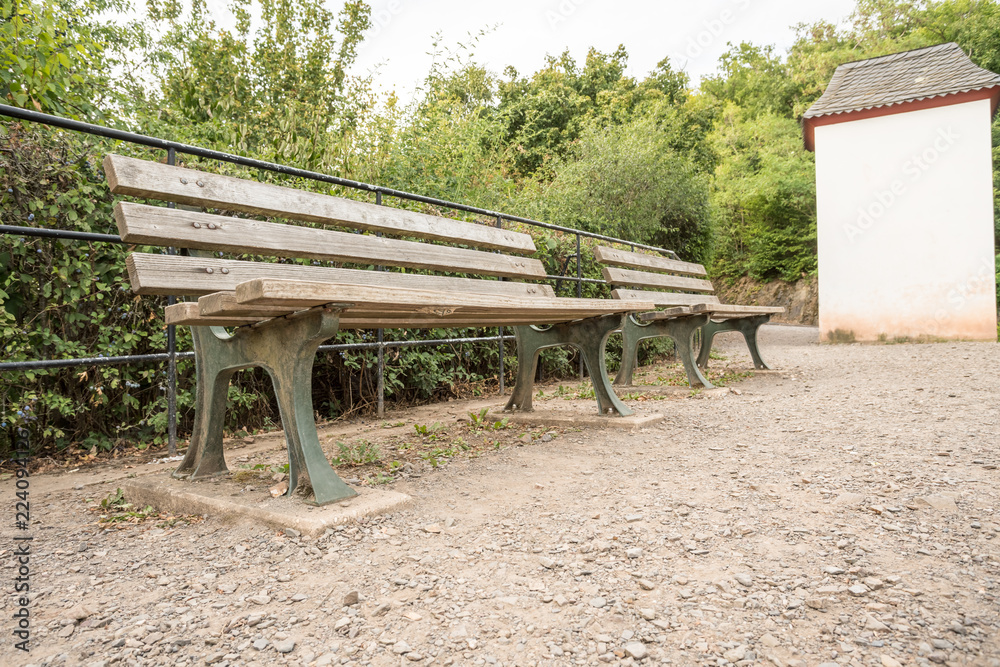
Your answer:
814,99 -> 997,341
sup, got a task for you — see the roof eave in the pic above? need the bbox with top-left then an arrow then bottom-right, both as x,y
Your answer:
802,85 -> 1000,152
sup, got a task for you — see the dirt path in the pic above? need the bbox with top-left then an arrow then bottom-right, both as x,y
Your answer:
2,325 -> 999,667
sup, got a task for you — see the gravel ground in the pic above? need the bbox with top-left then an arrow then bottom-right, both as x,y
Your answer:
3,324 -> 1000,667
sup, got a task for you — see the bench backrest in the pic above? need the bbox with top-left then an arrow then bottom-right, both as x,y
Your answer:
106,155 -> 556,305
594,246 -> 721,308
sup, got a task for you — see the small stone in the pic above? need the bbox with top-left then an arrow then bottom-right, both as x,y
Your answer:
590,597 -> 607,608
724,646 -> 748,663
914,495 -> 958,513
423,524 -> 442,534
334,617 -> 351,630
626,548 -> 642,559
343,591 -> 359,606
880,656 -> 902,667
636,579 -> 655,590
373,602 -> 391,616
539,557 -> 555,569
270,481 -> 289,497
639,607 -> 656,621
67,605 -> 95,621
930,638 -> 954,650
444,517 -> 456,528
248,594 -> 271,605
760,633 -> 779,648
405,653 -> 424,661
623,642 -> 647,660
835,492 -> 865,505
57,624 -> 75,638
252,638 -> 269,651
541,433 -> 553,442
273,639 -> 296,653
848,584 -> 869,597
865,615 -> 890,632
863,577 -> 884,590
403,611 -> 422,621
625,514 -> 643,523
283,528 -> 301,538
204,652 -> 226,664
734,573 -> 754,587
821,566 -> 845,575
315,652 -> 337,666
805,597 -> 829,610
392,640 -> 412,654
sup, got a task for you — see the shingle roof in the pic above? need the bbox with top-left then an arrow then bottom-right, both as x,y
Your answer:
803,42 -> 1000,120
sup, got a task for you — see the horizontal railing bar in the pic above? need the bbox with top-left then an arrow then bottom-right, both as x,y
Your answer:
0,104 -> 678,259
0,335 -> 513,372
0,352 -> 192,371
0,224 -> 124,244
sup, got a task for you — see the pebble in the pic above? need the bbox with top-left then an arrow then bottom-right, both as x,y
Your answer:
343,590 -> 359,606
848,584 -> 869,597
273,638 -> 296,653
590,597 -> 607,608
623,642 -> 647,660
734,573 -> 754,587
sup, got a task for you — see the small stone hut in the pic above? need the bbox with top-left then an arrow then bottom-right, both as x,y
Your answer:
803,42 -> 1000,342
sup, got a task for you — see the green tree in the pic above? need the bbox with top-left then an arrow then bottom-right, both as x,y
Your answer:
710,106 -> 818,281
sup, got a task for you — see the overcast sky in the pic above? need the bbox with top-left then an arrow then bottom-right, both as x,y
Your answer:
350,0 -> 860,103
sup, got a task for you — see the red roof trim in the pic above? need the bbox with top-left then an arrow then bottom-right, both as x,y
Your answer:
803,86 -> 1000,151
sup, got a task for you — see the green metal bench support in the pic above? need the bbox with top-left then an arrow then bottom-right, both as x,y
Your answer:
696,315 -> 773,371
614,313 -> 714,389
173,307 -> 358,506
504,314 -> 633,416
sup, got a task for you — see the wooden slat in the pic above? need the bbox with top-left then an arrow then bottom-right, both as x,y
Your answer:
602,267 -> 714,293
693,304 -> 785,316
125,254 -> 556,298
105,154 -> 536,254
167,302 -> 598,328
612,289 -> 721,308
115,203 -> 546,280
234,278 -> 653,317
594,246 -> 707,277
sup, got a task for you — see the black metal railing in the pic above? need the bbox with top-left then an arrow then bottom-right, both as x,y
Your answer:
0,103 -> 678,454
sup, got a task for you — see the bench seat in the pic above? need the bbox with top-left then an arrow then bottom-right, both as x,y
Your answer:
595,246 -> 784,388
106,153 -> 653,505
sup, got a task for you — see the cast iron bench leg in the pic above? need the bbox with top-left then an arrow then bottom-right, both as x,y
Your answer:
173,308 -> 358,506
505,313 -> 633,416
614,314 -> 713,389
697,315 -> 773,371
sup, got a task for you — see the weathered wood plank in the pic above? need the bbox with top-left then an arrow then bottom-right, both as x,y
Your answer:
594,246 -> 707,277
167,302 -> 641,329
234,278 -> 653,316
602,267 -> 714,293
693,304 -> 785,316
105,154 -> 536,254
115,202 -> 546,280
611,289 -> 721,308
125,254 -> 555,298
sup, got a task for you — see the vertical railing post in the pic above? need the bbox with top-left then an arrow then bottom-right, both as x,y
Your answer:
576,233 -> 584,380
166,147 -> 177,457
496,215 -> 504,395
375,190 -> 385,419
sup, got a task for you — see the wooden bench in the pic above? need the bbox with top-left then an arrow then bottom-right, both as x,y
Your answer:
594,246 -> 783,389
105,154 -> 654,505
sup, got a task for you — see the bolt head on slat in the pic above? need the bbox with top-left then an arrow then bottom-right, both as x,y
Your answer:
196,180 -> 205,187
206,268 -> 214,274
221,268 -> 229,274
192,222 -> 201,229
180,177 -> 188,184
